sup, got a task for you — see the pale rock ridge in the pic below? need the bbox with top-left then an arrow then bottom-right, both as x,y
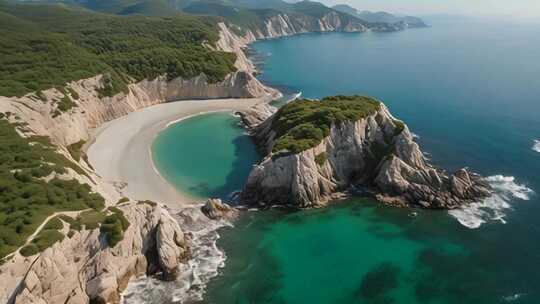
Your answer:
241,103 -> 491,208
220,12 -> 368,43
2,203 -> 187,304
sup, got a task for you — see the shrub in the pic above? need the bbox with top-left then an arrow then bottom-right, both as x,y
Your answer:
66,87 -> 79,100
392,120 -> 405,136
76,210 -> 106,230
138,200 -> 157,207
99,207 -> 130,247
57,95 -> 77,113
116,197 -> 129,205
32,229 -> 64,251
315,152 -> 327,166
43,217 -> 63,230
35,90 -> 47,102
20,244 -> 40,257
67,140 -> 86,162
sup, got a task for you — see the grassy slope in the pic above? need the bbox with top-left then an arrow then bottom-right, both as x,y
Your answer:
271,96 -> 381,154
0,2 -> 237,97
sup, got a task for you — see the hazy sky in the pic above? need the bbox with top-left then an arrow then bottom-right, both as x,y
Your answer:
318,0 -> 540,18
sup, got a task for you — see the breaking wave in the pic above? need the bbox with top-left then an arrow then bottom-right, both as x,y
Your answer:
122,206 -> 231,304
448,175 -> 534,229
533,140 -> 540,153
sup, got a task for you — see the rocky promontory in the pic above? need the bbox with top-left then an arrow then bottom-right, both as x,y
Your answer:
241,95 -> 491,208
0,203 -> 188,304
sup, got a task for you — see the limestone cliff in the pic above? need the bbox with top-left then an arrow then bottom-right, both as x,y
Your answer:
0,203 -> 188,304
222,11 -> 368,43
241,100 -> 491,208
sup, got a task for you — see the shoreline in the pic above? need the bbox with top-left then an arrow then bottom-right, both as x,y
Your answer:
87,97 -> 272,207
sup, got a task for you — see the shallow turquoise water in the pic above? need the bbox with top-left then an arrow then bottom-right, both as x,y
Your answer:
152,112 -> 259,200
152,17 -> 540,304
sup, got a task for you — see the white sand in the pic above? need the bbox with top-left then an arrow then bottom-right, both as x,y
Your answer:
87,98 -> 268,207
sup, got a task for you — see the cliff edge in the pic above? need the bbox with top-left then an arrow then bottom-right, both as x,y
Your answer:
241,96 -> 491,208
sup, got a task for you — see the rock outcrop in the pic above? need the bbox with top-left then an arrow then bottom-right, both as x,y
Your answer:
0,203 -> 188,304
241,100 -> 491,209
201,199 -> 238,220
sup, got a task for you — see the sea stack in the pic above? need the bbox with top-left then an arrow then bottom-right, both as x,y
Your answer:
241,95 -> 491,208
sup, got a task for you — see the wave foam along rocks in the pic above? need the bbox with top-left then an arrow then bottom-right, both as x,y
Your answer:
121,206 -> 231,304
448,175 -> 534,229
533,140 -> 540,153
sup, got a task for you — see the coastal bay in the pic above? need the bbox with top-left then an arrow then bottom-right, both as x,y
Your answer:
87,98 -> 269,207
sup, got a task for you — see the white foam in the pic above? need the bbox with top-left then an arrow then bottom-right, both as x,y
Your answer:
411,132 -> 420,139
121,206 -> 232,304
449,175 -> 534,229
532,139 -> 540,153
503,293 -> 526,302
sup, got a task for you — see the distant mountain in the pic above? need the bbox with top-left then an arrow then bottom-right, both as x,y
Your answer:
16,0 -> 425,34
332,4 -> 427,29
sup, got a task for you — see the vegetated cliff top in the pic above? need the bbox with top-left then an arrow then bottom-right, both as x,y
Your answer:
0,118 -> 106,259
271,95 -> 381,153
0,1 -> 237,97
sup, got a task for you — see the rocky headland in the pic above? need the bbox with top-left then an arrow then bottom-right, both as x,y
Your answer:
240,95 -> 492,208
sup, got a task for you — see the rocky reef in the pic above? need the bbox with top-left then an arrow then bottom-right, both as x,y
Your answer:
240,96 -> 491,209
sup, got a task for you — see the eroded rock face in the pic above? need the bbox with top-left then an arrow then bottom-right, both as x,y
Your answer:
4,203 -> 188,304
241,103 -> 491,208
201,199 -> 238,220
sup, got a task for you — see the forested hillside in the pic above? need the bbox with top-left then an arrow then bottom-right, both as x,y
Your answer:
0,1 -> 237,97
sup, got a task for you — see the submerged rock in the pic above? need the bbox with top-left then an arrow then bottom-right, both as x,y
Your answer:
240,96 -> 491,209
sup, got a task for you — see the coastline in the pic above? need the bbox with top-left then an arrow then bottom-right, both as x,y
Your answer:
87,97 -> 272,207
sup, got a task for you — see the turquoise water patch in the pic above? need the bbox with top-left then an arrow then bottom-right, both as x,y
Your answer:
152,112 -> 260,200
205,200 -> 474,304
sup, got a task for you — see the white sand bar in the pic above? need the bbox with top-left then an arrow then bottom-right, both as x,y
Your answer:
87,98 -> 268,207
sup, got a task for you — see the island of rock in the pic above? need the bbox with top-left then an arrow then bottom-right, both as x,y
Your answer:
240,96 -> 492,208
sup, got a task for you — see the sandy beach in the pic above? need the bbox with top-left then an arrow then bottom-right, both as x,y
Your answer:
87,97 -> 269,207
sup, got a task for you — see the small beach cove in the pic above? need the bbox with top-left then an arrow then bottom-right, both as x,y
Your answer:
87,97 -> 270,207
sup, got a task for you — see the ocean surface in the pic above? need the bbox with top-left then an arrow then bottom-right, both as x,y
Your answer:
147,17 -> 540,303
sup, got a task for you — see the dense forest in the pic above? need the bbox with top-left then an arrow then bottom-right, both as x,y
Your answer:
0,1 -> 237,97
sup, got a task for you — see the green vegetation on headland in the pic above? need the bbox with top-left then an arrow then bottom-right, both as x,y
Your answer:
0,2 -> 237,97
17,206 -> 131,257
0,119 -> 105,259
272,96 -> 381,154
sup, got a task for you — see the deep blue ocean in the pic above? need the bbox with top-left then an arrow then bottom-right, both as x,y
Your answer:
147,16 -> 540,304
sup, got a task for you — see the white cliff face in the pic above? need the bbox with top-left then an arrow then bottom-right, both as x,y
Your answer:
1,203 -> 187,304
225,12 -> 368,42
241,104 -> 491,208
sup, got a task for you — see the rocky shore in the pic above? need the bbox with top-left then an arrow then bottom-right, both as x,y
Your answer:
240,97 -> 492,209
